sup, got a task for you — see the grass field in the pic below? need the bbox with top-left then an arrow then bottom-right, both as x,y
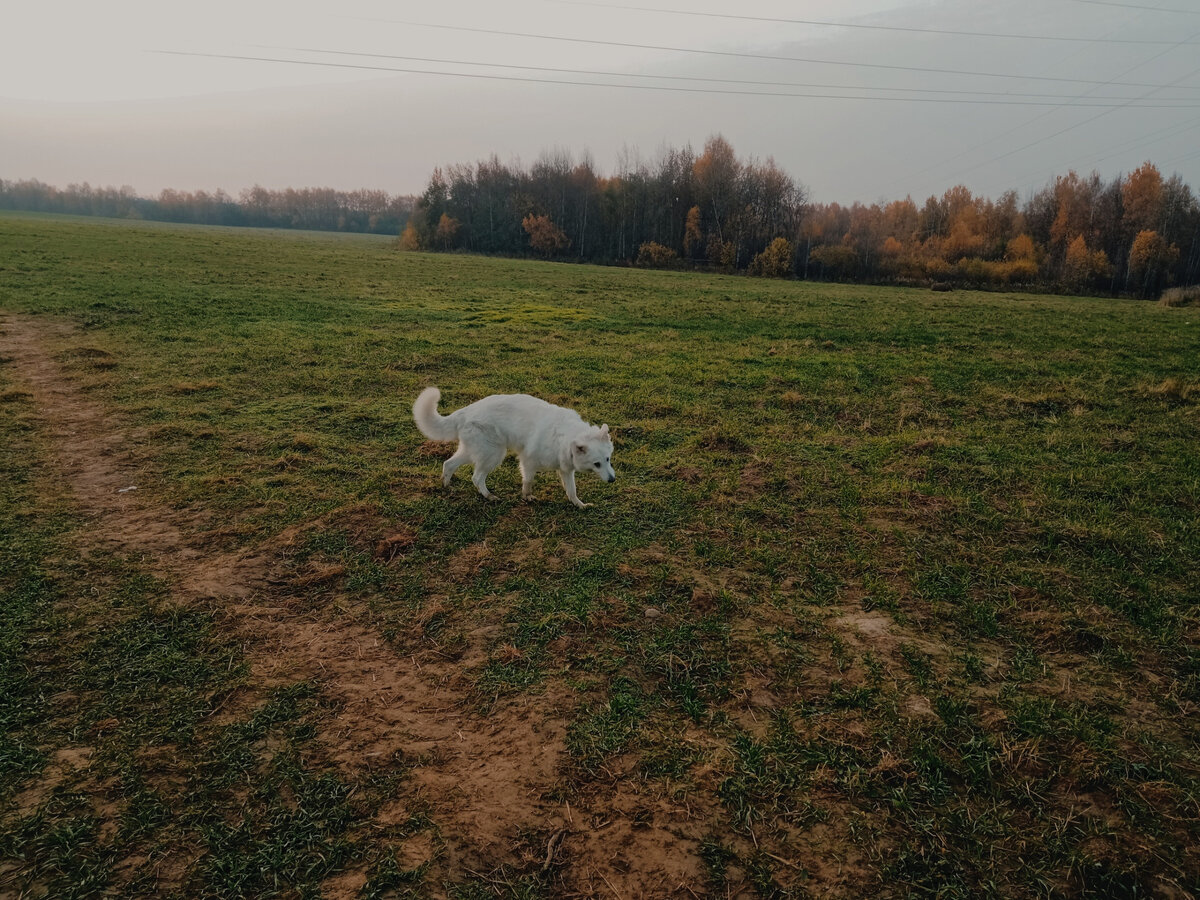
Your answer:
1,210 -> 1198,898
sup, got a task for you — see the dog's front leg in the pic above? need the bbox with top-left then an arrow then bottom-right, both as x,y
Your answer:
560,470 -> 591,508
520,459 -> 537,501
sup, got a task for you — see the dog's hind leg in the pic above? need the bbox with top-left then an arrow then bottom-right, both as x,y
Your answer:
442,445 -> 469,487
470,443 -> 506,500
559,470 -> 591,509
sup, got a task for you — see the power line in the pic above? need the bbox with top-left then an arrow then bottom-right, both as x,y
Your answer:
154,49 -> 1200,107
1065,0 -> 1200,14
997,117 -> 1200,195
548,0 -> 1199,44
345,17 -> 1200,92
265,46 -> 1199,102
1054,116 -> 1200,171
1159,144 -> 1200,166
874,16 -> 1200,198
929,55 -> 1200,189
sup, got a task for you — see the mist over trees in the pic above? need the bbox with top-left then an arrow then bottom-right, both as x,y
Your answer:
0,180 -> 414,235
403,137 -> 1200,298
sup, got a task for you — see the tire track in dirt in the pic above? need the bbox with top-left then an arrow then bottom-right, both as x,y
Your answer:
0,314 -> 708,898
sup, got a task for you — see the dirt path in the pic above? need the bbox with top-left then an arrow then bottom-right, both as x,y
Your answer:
0,314 -> 707,898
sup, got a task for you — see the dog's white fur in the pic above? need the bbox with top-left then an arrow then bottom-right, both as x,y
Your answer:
413,386 -> 615,508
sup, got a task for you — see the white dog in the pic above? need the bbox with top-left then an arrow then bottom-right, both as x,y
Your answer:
413,386 -> 616,508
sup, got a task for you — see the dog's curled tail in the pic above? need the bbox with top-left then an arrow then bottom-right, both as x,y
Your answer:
413,386 -> 458,441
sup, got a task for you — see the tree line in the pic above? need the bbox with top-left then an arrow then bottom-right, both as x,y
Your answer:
0,179 -> 415,235
402,136 -> 1199,297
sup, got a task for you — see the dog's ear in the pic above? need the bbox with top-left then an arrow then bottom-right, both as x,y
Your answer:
599,424 -> 609,437
575,443 -> 587,454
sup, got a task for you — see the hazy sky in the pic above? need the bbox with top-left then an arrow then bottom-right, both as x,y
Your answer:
3,0 -> 1199,203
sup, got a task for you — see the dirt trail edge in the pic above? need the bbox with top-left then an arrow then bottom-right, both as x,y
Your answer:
0,315 -> 708,898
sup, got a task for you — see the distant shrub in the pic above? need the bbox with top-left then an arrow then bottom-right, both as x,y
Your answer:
895,256 -> 929,281
1159,285 -> 1200,307
398,222 -> 421,251
999,258 -> 1040,284
809,243 -> 859,279
635,241 -> 677,268
954,257 -> 1041,286
921,256 -> 954,281
706,234 -> 735,269
749,237 -> 793,278
958,257 -> 992,283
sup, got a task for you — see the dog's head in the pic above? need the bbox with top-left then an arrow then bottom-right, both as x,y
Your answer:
573,424 -> 616,483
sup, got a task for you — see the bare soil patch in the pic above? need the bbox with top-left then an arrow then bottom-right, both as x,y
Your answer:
0,314 -> 711,895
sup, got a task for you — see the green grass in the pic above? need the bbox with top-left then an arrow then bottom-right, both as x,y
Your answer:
2,210 -> 1199,896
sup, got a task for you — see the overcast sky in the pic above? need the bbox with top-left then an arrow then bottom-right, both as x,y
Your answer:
3,0 -> 1199,204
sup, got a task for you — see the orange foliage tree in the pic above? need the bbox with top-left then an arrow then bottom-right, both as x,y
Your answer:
522,214 -> 568,257
402,138 -> 1198,295
1127,230 -> 1179,296
1064,235 -> 1111,290
398,221 -> 421,251
683,205 -> 702,259
636,241 -> 677,268
435,213 -> 460,250
1122,162 -> 1165,234
749,237 -> 793,278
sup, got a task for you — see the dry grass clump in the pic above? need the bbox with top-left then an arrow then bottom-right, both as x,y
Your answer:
1158,285 -> 1200,307
1141,377 -> 1195,402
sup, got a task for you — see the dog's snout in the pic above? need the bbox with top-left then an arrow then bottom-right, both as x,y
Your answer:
606,473 -> 616,483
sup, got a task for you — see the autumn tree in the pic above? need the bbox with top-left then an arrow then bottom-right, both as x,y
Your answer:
398,221 -> 421,250
878,236 -> 907,278
943,210 -> 985,261
1006,233 -> 1037,262
844,202 -> 887,275
706,233 -> 735,270
1002,233 -> 1041,282
381,144 -> 1197,293
636,241 -> 677,268
435,213 -> 461,250
1127,229 -> 1180,297
749,237 -> 793,278
740,156 -> 804,261
408,168 -> 450,248
683,205 -> 702,258
917,194 -> 948,240
522,214 -> 568,257
882,197 -> 919,246
1064,235 -> 1111,290
1122,162 -> 1164,234
569,157 -> 599,258
981,190 -> 1024,257
1049,170 -> 1103,252
693,135 -> 740,244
